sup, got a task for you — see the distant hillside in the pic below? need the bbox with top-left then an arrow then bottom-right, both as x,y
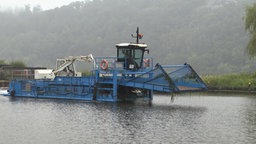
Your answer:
0,0 -> 255,74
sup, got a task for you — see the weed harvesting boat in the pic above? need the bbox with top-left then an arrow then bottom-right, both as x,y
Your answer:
5,28 -> 207,102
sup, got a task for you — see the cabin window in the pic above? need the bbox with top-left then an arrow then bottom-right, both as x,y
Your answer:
134,49 -> 143,68
116,45 -> 146,70
117,48 -> 130,62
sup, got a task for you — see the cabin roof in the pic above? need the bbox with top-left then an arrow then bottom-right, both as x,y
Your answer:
116,43 -> 147,48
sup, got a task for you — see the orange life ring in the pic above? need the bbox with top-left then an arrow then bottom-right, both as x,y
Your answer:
100,59 -> 108,70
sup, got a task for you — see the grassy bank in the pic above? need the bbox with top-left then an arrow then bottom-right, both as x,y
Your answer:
202,73 -> 256,91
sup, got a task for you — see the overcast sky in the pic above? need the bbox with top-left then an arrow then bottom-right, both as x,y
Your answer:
0,0 -> 83,11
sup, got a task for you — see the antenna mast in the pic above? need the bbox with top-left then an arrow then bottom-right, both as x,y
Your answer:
131,27 -> 143,44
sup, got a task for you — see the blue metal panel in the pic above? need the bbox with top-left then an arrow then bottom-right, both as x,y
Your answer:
162,64 -> 208,91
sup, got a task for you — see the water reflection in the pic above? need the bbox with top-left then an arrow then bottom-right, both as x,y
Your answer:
1,94 -> 256,144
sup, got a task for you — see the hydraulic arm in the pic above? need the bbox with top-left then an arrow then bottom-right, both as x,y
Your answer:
52,54 -> 94,76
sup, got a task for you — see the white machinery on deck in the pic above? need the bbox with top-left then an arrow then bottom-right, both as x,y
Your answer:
34,54 -> 94,79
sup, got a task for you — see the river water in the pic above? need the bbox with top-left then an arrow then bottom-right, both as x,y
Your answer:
0,93 -> 256,144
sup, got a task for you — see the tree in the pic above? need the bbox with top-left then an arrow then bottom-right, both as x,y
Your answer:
0,60 -> 6,65
0,0 -> 254,74
9,61 -> 26,67
245,3 -> 256,57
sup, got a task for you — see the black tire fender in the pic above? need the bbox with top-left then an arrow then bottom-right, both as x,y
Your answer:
10,90 -> 15,97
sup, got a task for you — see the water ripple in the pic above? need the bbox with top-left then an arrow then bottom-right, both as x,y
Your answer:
0,95 -> 256,144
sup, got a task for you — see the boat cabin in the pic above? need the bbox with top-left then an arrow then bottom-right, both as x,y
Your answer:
116,43 -> 149,70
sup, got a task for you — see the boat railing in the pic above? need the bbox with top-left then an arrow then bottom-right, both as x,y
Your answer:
94,56 -> 154,73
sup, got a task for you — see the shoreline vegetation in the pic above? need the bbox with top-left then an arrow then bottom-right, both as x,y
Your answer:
202,73 -> 256,94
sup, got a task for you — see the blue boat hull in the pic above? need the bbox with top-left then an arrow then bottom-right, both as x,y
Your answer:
7,76 -> 154,102
6,64 -> 207,102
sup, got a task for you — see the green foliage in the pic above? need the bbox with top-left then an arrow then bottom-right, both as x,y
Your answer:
202,73 -> 255,89
81,70 -> 91,76
245,2 -> 256,57
0,60 -> 6,65
9,61 -> 26,67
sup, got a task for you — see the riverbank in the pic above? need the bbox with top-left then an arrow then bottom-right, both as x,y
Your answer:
202,73 -> 256,94
206,87 -> 256,95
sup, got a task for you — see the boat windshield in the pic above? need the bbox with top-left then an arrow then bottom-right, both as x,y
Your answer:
117,46 -> 145,70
